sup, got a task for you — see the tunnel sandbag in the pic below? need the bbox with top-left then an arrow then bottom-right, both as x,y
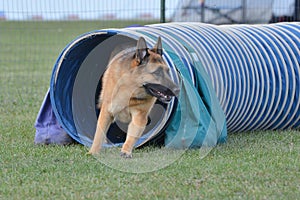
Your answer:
34,89 -> 75,145
49,22 -> 300,149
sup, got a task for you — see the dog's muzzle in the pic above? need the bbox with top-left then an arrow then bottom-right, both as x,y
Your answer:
143,83 -> 179,104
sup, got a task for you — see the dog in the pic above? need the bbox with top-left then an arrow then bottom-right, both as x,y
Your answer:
88,36 -> 180,158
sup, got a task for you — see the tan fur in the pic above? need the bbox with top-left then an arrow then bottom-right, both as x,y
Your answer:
88,37 -> 178,157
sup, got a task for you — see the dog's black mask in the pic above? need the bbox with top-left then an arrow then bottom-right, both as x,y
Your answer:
143,83 -> 177,104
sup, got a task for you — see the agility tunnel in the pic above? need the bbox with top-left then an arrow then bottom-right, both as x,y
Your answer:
36,22 -> 300,149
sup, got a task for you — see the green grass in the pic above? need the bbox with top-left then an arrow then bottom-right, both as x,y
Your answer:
1,21 -> 300,199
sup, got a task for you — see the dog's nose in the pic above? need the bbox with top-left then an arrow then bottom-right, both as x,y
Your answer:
172,87 -> 180,97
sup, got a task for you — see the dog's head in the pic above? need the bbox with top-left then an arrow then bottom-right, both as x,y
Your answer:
131,37 -> 180,104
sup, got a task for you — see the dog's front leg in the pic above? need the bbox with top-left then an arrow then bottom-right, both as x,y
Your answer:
88,106 -> 112,155
121,113 -> 147,158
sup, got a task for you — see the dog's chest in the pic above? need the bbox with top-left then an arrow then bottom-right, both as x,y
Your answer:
107,98 -> 154,124
107,101 -> 131,123
115,108 -> 131,123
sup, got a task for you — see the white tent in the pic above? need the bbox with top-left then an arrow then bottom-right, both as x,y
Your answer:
171,0 -> 273,24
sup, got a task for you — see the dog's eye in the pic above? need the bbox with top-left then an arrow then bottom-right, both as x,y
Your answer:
152,67 -> 164,77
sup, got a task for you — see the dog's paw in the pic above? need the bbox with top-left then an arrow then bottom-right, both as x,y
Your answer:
120,152 -> 132,159
87,150 -> 99,156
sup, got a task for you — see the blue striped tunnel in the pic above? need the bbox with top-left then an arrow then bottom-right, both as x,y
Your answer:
50,22 -> 300,147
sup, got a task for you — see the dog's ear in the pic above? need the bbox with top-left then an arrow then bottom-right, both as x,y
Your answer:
135,37 -> 148,64
152,36 -> 163,56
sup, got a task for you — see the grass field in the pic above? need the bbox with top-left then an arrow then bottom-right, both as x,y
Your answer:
0,21 -> 300,199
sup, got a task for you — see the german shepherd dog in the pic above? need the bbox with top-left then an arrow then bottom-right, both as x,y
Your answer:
88,37 -> 180,158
